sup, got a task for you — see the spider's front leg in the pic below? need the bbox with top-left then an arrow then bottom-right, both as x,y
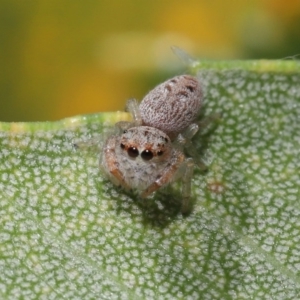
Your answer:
101,136 -> 130,190
140,149 -> 185,199
140,150 -> 194,214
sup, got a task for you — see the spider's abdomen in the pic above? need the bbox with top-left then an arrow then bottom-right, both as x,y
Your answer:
140,75 -> 203,140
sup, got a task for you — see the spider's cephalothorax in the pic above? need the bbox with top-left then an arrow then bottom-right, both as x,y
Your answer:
101,126 -> 187,197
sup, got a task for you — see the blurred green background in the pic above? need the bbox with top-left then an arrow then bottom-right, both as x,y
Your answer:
1,0 -> 299,122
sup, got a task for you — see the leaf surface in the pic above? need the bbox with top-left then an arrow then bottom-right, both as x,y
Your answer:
0,61 -> 300,299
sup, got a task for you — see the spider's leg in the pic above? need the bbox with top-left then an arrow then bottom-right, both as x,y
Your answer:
184,139 -> 207,171
171,46 -> 197,68
181,158 -> 194,214
115,121 -> 135,133
183,123 -> 199,139
173,123 -> 199,150
173,124 -> 207,171
125,98 -> 142,125
197,113 -> 222,130
101,136 -> 130,190
140,150 -> 185,198
73,138 -> 100,151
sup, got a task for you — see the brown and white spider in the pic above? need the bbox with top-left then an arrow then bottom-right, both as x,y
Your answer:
100,75 -> 206,213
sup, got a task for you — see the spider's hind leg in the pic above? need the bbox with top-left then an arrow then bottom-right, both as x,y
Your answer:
197,113 -> 222,130
125,98 -> 142,125
173,124 -> 207,171
180,157 -> 194,214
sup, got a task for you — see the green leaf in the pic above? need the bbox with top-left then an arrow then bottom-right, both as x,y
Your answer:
1,60 -> 300,299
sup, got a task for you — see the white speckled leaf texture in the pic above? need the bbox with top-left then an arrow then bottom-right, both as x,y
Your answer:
0,61 -> 300,299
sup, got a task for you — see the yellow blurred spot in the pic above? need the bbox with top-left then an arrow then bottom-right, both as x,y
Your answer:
53,69 -> 135,120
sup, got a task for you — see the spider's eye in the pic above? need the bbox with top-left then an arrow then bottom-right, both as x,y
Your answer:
157,150 -> 163,156
141,149 -> 153,161
120,143 -> 125,149
128,147 -> 139,158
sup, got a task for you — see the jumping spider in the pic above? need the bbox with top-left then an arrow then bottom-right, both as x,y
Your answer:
101,75 -> 207,213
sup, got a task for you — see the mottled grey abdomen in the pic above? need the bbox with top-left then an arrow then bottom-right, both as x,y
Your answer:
139,75 -> 203,140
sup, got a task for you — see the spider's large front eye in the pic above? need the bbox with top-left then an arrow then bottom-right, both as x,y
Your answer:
141,149 -> 153,161
128,147 -> 139,158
